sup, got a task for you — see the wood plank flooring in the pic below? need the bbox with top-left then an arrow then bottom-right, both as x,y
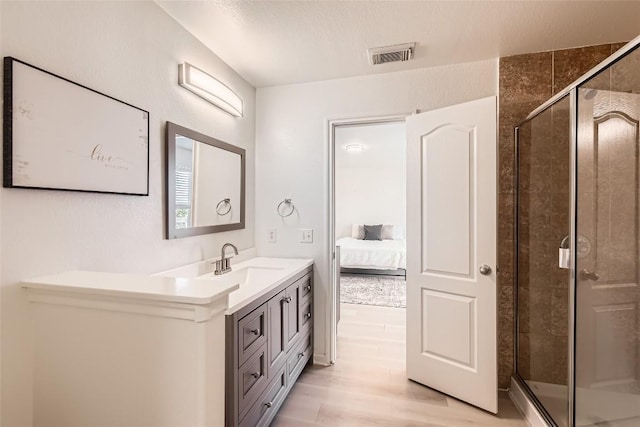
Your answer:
272,303 -> 527,427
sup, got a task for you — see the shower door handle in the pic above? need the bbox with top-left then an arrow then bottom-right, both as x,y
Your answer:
580,269 -> 599,281
479,265 -> 492,275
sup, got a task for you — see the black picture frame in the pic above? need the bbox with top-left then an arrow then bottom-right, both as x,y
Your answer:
3,56 -> 150,196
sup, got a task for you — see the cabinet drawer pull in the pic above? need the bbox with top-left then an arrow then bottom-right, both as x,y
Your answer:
250,329 -> 260,335
283,296 -> 292,303
250,372 -> 260,379
305,312 -> 312,319
264,401 -> 273,408
305,284 -> 311,291
298,351 -> 305,358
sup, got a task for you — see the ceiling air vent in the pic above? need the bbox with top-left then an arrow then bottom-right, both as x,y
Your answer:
368,42 -> 415,65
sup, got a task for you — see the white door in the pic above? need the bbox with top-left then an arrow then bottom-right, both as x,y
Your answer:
406,96 -> 497,413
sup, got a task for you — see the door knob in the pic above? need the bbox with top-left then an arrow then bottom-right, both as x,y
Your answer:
479,265 -> 492,275
580,269 -> 599,281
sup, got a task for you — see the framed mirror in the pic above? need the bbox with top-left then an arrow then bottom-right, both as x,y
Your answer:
166,122 -> 245,239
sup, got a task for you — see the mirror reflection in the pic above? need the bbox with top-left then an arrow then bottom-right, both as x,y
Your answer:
167,122 -> 245,239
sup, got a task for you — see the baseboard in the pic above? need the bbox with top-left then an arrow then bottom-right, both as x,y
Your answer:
340,267 -> 406,277
313,353 -> 332,366
509,377 -> 549,427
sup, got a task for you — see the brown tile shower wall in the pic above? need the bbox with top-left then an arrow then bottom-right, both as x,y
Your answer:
497,42 -> 627,389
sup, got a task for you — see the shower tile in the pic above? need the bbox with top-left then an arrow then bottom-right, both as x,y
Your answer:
530,288 -> 552,334
498,240 -> 515,277
498,279 -> 515,390
498,43 -> 626,399
527,240 -> 555,288
500,52 -> 553,104
498,193 -> 515,242
549,193 -> 570,242
550,336 -> 568,385
529,333 -> 554,383
550,288 -> 568,337
517,288 -> 531,334
611,45 -> 640,94
612,42 -> 630,53
553,44 -> 611,94
498,343 -> 514,389
517,333 -> 531,379
581,68 -> 611,93
500,100 -> 544,130
498,152 -> 515,194
499,285 -> 514,317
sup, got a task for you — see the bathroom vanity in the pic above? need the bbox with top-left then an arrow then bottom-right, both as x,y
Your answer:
21,256 -> 313,427
225,264 -> 313,427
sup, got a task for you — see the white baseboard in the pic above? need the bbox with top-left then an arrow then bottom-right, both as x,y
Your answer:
313,353 -> 332,366
509,377 -> 549,427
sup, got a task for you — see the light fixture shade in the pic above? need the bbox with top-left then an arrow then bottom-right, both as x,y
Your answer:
344,144 -> 365,152
178,62 -> 243,117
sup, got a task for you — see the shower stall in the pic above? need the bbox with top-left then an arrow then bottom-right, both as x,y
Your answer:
514,36 -> 640,427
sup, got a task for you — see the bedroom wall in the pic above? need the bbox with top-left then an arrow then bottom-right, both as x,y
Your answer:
0,2 -> 256,425
255,59 -> 498,364
335,122 -> 406,240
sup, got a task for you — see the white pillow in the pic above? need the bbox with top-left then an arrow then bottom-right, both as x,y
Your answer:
381,224 -> 395,240
393,225 -> 404,239
351,224 -> 364,239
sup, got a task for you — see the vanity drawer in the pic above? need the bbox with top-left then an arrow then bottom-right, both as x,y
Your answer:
239,365 -> 287,427
300,298 -> 312,332
238,303 -> 268,367
287,331 -> 312,385
238,343 -> 268,419
300,276 -> 313,302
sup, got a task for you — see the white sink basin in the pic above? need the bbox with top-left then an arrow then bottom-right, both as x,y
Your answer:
220,266 -> 285,288
192,257 -> 313,314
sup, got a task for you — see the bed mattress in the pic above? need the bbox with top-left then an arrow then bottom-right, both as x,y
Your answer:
336,237 -> 406,270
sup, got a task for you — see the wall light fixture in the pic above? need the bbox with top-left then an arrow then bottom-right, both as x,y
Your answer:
178,62 -> 243,117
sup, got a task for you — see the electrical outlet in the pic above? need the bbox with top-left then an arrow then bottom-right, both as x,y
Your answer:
300,229 -> 313,243
267,228 -> 277,243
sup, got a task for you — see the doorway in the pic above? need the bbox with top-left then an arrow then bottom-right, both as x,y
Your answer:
327,114 -> 408,364
325,97 -> 498,414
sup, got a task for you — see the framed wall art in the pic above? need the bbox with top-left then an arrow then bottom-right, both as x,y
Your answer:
3,57 -> 149,195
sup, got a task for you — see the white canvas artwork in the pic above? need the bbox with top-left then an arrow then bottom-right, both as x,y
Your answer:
4,58 -> 149,195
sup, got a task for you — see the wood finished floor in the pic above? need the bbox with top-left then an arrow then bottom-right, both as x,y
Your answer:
272,303 -> 527,427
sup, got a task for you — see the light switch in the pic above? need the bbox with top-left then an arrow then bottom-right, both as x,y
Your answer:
300,229 -> 313,243
267,228 -> 277,243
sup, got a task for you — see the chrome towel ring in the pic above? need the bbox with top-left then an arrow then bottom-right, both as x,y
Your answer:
216,198 -> 232,215
277,198 -> 295,217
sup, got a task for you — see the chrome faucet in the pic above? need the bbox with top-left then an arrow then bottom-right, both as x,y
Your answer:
214,243 -> 239,275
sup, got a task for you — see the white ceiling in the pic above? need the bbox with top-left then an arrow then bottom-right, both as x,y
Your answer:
335,122 -> 406,170
157,1 -> 640,88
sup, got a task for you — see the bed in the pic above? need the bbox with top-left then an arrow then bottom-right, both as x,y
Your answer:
336,236 -> 406,275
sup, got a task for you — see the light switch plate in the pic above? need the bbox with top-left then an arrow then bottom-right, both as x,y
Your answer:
300,229 -> 313,243
267,228 -> 277,243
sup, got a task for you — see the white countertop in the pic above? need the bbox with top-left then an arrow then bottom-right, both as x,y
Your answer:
21,270 -> 240,305
210,257 -> 313,314
21,257 -> 313,311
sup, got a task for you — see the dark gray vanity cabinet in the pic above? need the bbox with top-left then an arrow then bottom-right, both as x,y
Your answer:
225,266 -> 313,427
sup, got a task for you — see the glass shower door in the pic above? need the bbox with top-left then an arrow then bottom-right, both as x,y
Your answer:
516,95 -> 572,427
575,45 -> 640,427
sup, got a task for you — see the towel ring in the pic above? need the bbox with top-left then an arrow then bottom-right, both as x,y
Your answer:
277,198 -> 295,218
216,198 -> 232,216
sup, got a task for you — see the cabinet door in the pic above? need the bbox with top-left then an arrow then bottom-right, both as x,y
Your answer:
285,280 -> 301,351
238,303 -> 267,367
267,290 -> 287,376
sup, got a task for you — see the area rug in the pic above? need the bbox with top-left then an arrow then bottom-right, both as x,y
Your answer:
340,274 -> 406,308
